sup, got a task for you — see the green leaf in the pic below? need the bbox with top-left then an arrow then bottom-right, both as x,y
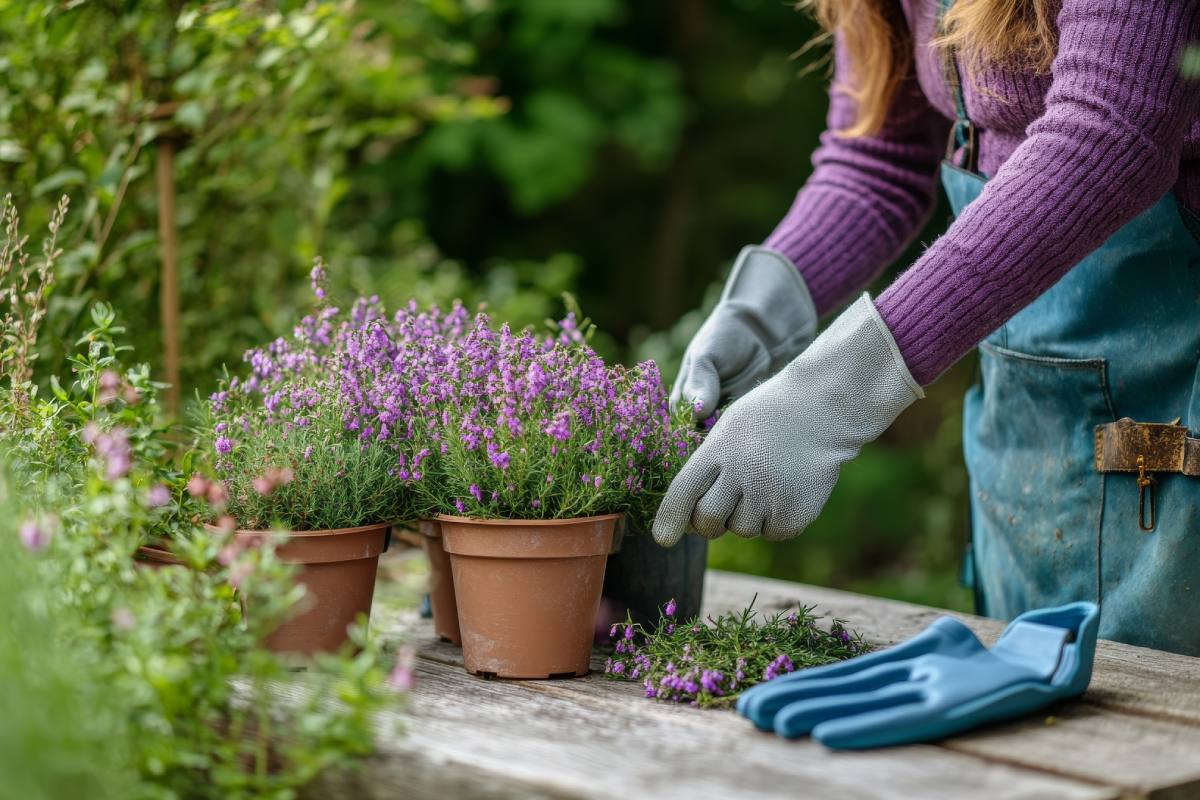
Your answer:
49,374 -> 69,402
0,140 -> 28,162
1183,46 -> 1200,79
32,168 -> 87,197
173,101 -> 206,131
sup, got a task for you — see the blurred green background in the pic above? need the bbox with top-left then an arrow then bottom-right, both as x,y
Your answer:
0,0 -> 971,611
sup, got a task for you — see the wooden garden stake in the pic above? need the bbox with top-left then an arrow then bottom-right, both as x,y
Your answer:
155,138 -> 180,415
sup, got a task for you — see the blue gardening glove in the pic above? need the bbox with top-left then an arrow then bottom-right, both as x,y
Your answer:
654,293 -> 922,546
670,246 -> 818,420
736,602 -> 1100,749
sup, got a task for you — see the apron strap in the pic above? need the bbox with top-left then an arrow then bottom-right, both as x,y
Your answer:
938,0 -> 979,173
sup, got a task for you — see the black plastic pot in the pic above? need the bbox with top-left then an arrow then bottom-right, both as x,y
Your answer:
602,529 -> 707,627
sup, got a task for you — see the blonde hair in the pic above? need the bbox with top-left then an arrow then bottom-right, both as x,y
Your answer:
802,0 -> 1057,137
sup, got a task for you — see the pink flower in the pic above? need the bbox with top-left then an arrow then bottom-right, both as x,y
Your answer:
97,369 -> 121,405
228,558 -> 254,589
18,518 -> 50,553
252,476 -> 273,496
388,646 -> 417,691
206,481 -> 229,506
186,474 -> 210,498
82,422 -> 101,445
111,607 -> 136,631
146,484 -> 171,508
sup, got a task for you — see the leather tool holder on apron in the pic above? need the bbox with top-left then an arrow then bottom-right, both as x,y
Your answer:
1094,419 -> 1200,532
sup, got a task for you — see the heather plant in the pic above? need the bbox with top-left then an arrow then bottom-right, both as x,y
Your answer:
201,263 -> 470,531
604,599 -> 870,708
393,311 -> 711,521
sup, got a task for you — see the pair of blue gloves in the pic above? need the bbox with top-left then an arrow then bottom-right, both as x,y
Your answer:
737,602 -> 1099,749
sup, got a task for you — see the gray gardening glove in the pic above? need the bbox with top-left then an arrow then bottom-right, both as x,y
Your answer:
654,294 -> 923,546
670,246 -> 818,420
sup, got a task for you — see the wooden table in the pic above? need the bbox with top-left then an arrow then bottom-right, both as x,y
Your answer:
317,565 -> 1200,800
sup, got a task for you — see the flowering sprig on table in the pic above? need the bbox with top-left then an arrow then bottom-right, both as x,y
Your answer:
603,598 -> 870,708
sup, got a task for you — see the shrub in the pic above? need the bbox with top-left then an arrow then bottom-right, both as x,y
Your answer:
0,201 -> 397,798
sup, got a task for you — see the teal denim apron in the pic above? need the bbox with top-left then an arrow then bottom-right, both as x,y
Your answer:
937,1 -> 1200,655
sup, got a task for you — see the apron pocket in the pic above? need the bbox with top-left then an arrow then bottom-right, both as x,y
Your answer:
963,342 -> 1115,619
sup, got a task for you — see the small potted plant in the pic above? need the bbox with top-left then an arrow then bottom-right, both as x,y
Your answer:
199,263 -> 464,654
403,314 -> 706,679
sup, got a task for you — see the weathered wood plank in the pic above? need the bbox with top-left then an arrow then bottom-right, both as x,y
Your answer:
943,704 -> 1200,799
340,559 -> 1199,799
325,652 -> 1115,800
389,619 -> 1200,800
703,570 -> 1200,726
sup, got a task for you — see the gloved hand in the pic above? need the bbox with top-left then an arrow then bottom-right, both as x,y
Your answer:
737,602 -> 1100,749
653,293 -> 921,546
670,246 -> 818,420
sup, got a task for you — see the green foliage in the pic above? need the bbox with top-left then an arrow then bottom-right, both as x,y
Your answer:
400,0 -> 685,214
2,354 -> 395,795
604,599 -> 869,709
0,200 -> 395,798
1184,45 -> 1200,78
0,502 -> 139,800
0,0 -> 509,395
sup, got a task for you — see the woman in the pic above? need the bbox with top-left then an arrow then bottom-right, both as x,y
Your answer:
654,0 -> 1200,656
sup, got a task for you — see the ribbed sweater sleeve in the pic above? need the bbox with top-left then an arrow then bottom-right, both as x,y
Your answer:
763,32 -> 946,315
876,0 -> 1200,385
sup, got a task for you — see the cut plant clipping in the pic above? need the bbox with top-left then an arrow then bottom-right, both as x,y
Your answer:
604,598 -> 870,707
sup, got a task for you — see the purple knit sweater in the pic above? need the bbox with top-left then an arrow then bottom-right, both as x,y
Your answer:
764,0 -> 1200,385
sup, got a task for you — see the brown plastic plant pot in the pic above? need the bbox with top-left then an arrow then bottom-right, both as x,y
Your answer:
437,512 -> 622,680
135,543 -> 186,569
418,519 -> 461,645
207,522 -> 388,655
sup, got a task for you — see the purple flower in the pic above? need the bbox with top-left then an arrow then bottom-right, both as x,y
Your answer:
146,485 -> 171,508
18,518 -> 51,552
469,484 -> 483,502
310,260 -> 328,301
388,646 -> 416,692
111,607 -> 136,631
664,598 -> 677,617
215,437 -> 234,455
700,670 -> 725,695
86,425 -> 132,479
763,654 -> 795,682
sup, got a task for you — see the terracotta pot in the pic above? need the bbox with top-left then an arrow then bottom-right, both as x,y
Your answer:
417,519 -> 461,645
207,522 -> 388,655
437,512 -> 621,679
